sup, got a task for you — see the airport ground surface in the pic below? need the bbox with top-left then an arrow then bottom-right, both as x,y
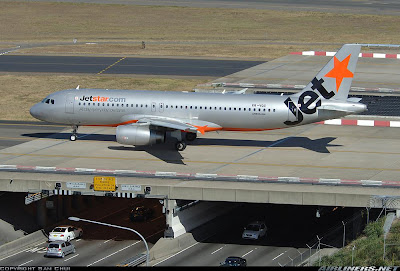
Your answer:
16,0 -> 400,15
1,118 -> 399,182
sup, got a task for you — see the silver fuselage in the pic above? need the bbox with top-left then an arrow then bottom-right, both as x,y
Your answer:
30,89 -> 365,131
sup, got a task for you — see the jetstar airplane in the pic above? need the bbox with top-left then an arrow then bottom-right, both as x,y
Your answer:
30,44 -> 366,151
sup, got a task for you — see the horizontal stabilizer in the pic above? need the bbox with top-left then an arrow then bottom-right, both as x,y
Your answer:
347,97 -> 362,103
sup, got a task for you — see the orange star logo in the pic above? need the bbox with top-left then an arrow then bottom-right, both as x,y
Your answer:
324,54 -> 354,92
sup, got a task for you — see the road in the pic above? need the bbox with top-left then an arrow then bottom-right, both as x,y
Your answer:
0,55 -> 263,77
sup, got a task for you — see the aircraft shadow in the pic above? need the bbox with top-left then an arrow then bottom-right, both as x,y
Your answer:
22,132 -> 116,142
108,145 -> 186,165
22,133 -> 339,164
194,136 -> 339,154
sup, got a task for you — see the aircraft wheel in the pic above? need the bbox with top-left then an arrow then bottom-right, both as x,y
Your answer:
185,132 -> 197,141
70,134 -> 77,141
175,141 -> 187,151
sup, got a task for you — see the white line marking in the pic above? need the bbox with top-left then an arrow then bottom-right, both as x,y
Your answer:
242,250 -> 253,258
0,241 -> 47,261
211,246 -> 224,255
19,260 -> 33,266
153,242 -> 199,266
76,239 -> 82,242
87,241 -> 140,266
272,252 -> 285,261
104,239 -> 113,243
64,253 -> 79,262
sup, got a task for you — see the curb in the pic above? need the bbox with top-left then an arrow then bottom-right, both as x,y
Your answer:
1,164 -> 399,189
290,51 -> 400,59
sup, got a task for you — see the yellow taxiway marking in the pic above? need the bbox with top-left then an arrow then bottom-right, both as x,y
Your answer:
97,57 -> 126,75
0,152 -> 399,172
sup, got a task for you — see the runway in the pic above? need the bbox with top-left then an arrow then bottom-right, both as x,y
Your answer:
0,55 -> 263,77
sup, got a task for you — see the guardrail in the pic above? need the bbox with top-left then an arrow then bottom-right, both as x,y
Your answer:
2,164 -> 400,189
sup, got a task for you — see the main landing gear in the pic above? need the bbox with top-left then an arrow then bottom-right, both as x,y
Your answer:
175,141 -> 187,151
170,131 -> 198,151
70,125 -> 78,141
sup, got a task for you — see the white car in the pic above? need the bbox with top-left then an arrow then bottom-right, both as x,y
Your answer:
48,226 -> 83,242
242,221 -> 267,240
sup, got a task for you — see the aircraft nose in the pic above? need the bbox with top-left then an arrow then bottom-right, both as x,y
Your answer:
30,103 -> 44,120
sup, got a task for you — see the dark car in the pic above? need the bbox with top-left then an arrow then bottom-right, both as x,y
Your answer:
130,206 -> 154,221
220,256 -> 247,267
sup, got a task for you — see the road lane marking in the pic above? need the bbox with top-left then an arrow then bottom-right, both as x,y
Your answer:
211,246 -> 224,255
0,241 -> 47,261
64,253 -> 79,262
19,260 -> 33,266
272,251 -> 286,261
87,241 -> 140,266
152,241 -> 200,266
242,250 -> 253,258
104,238 -> 114,243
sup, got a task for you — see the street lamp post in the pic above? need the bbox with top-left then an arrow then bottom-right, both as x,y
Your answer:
68,216 -> 149,266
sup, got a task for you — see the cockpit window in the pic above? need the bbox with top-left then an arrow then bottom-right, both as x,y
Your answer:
42,98 -> 54,104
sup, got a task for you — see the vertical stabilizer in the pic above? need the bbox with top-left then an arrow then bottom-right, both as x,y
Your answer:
292,44 -> 361,101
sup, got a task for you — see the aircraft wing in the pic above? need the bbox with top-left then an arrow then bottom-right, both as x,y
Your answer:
136,116 -> 221,134
137,117 -> 198,133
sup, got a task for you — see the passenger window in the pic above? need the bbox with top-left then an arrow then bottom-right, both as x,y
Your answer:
45,99 -> 50,104
51,99 -> 54,104
62,243 -> 66,248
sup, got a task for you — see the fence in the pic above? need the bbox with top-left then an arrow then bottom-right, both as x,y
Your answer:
277,208 -> 382,266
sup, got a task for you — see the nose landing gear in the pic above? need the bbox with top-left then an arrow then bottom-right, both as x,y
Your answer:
70,125 -> 78,141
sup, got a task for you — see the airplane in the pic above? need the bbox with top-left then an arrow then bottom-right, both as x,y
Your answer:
30,44 -> 366,151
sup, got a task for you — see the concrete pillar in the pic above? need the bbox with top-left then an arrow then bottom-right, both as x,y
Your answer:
164,199 -> 177,238
163,200 -> 239,239
36,199 -> 47,228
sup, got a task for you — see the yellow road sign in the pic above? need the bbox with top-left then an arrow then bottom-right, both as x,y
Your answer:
93,176 -> 116,192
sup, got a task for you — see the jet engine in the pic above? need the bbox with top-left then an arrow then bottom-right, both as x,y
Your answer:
116,124 -> 165,146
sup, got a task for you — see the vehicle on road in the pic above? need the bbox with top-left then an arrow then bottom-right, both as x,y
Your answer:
220,256 -> 247,267
130,206 -> 154,221
45,241 -> 75,258
30,44 -> 366,152
48,225 -> 83,242
242,221 -> 267,240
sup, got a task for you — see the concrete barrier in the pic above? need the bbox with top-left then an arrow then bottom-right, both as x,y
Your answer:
149,233 -> 196,261
0,229 -> 47,259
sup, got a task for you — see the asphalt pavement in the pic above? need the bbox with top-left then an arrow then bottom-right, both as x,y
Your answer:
0,55 -> 263,77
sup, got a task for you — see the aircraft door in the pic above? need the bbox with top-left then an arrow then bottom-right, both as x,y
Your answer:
159,103 -> 164,113
151,102 -> 156,112
65,94 -> 75,114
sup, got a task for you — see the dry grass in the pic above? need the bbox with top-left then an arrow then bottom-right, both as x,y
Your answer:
1,2 -> 400,58
14,43 -> 341,59
0,74 -> 207,121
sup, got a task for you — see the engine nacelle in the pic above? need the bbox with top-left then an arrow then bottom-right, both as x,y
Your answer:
116,124 -> 165,146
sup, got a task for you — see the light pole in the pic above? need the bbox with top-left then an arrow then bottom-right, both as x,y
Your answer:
68,216 -> 149,266
342,221 -> 346,248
